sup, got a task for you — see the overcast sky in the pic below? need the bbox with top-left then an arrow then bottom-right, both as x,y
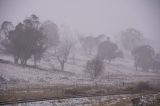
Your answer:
0,0 -> 160,50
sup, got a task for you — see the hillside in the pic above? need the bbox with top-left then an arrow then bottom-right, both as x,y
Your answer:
0,53 -> 159,89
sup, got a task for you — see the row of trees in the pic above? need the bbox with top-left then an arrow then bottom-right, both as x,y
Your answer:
0,15 -> 72,71
84,30 -> 160,79
86,37 -> 124,79
0,14 -> 159,76
0,14 -> 125,72
118,28 -> 160,72
86,43 -> 160,79
78,28 -> 145,56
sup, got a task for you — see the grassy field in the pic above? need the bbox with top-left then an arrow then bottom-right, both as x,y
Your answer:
0,53 -> 160,105
0,82 -> 159,103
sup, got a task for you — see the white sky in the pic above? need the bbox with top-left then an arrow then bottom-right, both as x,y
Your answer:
0,0 -> 160,50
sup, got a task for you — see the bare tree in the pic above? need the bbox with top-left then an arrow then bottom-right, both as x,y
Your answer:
55,39 -> 72,71
54,24 -> 73,71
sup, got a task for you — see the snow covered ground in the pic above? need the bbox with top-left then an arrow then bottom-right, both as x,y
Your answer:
0,51 -> 160,89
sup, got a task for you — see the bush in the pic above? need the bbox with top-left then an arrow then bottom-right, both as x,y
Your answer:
136,82 -> 150,91
86,58 -> 104,79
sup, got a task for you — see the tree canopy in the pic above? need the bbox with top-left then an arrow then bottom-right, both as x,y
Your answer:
120,28 -> 144,51
42,20 -> 59,47
2,15 -> 47,65
97,37 -> 123,63
132,45 -> 155,71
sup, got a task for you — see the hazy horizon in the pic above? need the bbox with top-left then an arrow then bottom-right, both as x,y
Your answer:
0,0 -> 160,51
0,1 -> 160,105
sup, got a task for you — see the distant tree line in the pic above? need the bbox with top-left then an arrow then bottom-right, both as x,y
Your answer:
84,28 -> 160,79
0,14 -> 160,76
0,15 -> 59,66
0,14 -> 74,72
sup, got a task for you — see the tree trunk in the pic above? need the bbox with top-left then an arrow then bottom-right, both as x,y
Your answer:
34,60 -> 37,67
14,56 -> 19,64
20,58 -> 27,66
20,59 -> 24,65
60,62 -> 64,71
24,59 -> 27,66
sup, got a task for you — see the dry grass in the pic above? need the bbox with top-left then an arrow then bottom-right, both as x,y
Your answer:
0,83 -> 159,103
0,85 -> 117,102
0,87 -> 65,102
93,97 -> 132,106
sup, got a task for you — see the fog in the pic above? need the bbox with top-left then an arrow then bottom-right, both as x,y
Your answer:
0,0 -> 160,51
1,1 -> 160,105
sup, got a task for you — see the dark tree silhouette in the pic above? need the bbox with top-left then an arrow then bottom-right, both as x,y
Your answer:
132,45 -> 155,71
155,53 -> 160,62
120,28 -> 144,51
2,15 -> 47,66
151,53 -> 160,72
97,37 -> 123,63
86,57 -> 104,79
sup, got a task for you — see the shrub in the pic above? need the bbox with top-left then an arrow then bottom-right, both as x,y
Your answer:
136,82 -> 150,91
86,58 -> 104,79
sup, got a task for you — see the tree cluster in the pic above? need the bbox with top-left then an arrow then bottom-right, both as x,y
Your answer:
0,14 -> 74,71
0,14 -> 159,75
0,15 -> 49,66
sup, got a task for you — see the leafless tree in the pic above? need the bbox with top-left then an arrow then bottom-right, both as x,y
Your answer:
55,39 -> 72,71
54,24 -> 73,71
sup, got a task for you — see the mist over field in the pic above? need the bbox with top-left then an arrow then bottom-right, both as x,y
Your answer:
0,0 -> 160,106
0,0 -> 160,50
